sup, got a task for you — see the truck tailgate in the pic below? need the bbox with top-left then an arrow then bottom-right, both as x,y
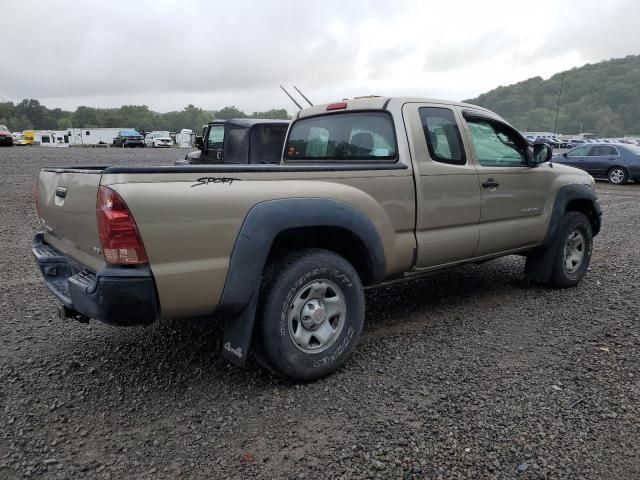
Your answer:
36,167 -> 106,272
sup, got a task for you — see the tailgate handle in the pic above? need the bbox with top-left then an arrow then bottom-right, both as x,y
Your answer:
55,187 -> 67,199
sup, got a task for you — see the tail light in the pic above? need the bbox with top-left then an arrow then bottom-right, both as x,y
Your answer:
96,186 -> 148,265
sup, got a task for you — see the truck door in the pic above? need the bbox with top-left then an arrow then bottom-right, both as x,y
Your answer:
403,103 -> 481,268
461,113 -> 553,256
202,124 -> 225,162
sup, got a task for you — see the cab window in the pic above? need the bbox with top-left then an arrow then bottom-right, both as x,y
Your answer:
285,112 -> 397,162
465,118 -> 527,167
419,107 -> 465,165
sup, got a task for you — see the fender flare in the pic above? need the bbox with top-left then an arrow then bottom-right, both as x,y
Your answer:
541,184 -> 602,248
525,184 -> 602,285
218,197 -> 386,316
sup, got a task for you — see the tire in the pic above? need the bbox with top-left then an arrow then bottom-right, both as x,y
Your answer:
529,212 -> 593,288
608,167 -> 628,185
254,248 -> 365,381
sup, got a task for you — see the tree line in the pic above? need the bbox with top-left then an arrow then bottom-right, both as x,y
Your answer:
465,54 -> 640,137
0,101 -> 290,133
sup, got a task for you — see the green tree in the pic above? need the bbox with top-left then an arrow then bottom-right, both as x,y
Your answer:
465,54 -> 640,136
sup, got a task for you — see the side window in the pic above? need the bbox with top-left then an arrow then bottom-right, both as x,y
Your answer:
567,146 -> 591,157
592,145 -> 618,156
418,107 -> 465,165
466,118 -> 527,167
206,125 -> 224,150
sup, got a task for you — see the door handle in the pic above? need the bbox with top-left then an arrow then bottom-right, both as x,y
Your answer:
482,179 -> 500,189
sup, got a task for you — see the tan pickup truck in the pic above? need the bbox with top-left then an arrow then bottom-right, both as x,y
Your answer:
33,97 -> 602,380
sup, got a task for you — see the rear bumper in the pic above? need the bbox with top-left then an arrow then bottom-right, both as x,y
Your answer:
32,233 -> 159,326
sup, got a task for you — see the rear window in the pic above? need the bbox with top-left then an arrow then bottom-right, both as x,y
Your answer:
285,111 -> 397,162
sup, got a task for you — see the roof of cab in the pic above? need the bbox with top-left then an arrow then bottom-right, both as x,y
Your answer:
296,96 -> 496,119
208,118 -> 290,128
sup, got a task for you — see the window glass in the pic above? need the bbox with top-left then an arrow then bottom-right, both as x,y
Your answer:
285,112 -> 397,161
224,126 -> 249,163
258,124 -> 288,163
591,145 -> 618,156
419,107 -> 465,165
466,118 -> 527,167
206,125 -> 224,150
567,145 -> 591,157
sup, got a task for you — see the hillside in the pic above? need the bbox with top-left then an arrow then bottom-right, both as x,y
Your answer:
464,54 -> 640,136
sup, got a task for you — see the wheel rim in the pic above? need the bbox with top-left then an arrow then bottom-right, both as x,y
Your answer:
609,168 -> 625,184
288,279 -> 346,354
563,230 -> 586,274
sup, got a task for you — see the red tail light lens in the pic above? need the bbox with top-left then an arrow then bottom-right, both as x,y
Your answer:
96,186 -> 148,265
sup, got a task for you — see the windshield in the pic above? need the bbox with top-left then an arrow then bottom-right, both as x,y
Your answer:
120,130 -> 140,137
155,131 -> 170,137
285,111 -> 397,161
0,125 -> 8,132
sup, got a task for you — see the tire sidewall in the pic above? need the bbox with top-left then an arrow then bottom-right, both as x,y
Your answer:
552,213 -> 593,287
261,251 -> 364,380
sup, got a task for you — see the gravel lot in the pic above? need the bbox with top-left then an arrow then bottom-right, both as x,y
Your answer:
1,146 -> 639,479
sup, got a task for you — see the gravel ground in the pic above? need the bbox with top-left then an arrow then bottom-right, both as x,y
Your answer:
0,146 -> 639,479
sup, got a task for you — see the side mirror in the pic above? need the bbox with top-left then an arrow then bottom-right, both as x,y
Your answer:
531,142 -> 552,165
562,152 -> 568,158
195,136 -> 203,150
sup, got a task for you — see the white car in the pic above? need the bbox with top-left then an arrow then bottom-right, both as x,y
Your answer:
144,131 -> 173,148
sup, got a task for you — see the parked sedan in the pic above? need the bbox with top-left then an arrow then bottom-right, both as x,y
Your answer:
553,143 -> 640,184
0,125 -> 13,146
113,130 -> 145,148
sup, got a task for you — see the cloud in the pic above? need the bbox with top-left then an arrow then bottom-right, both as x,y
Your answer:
0,0 -> 638,113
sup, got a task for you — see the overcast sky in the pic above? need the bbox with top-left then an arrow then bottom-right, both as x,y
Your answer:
1,0 -> 639,115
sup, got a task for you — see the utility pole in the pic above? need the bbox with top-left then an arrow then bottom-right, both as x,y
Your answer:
553,72 -> 565,137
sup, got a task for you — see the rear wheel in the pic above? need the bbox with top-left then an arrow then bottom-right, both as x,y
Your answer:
608,167 -> 628,185
254,249 -> 365,381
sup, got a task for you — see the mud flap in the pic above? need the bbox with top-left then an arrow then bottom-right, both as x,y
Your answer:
222,281 -> 260,367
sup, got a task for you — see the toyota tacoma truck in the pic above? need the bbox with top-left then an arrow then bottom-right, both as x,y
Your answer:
32,97 -> 602,381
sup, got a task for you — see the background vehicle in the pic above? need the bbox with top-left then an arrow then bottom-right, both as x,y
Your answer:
144,131 -> 173,148
0,125 -> 13,146
112,130 -> 145,147
180,119 -> 289,164
553,143 -> 640,184
32,97 -> 601,381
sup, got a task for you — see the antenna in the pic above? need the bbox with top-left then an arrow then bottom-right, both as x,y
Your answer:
280,85 -> 302,110
293,86 -> 314,106
553,71 -> 565,137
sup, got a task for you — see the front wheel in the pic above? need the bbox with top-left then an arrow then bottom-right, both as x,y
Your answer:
528,211 -> 593,288
608,167 -> 628,185
255,249 -> 365,381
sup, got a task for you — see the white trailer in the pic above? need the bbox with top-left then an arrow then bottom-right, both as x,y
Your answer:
68,127 -> 134,146
37,130 -> 71,147
175,128 -> 195,148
